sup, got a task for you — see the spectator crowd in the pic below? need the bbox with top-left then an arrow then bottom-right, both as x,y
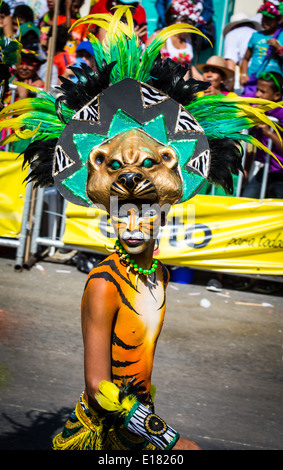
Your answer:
0,0 -> 282,195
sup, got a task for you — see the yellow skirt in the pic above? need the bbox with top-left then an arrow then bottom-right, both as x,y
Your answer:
52,393 -> 156,450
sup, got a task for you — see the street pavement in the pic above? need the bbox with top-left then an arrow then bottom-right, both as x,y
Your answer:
0,254 -> 282,451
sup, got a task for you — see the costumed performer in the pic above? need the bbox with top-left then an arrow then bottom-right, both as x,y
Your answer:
0,6 -> 282,451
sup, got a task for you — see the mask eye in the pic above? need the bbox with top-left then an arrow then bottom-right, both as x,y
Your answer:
159,147 -> 177,168
95,153 -> 104,165
142,158 -> 154,168
110,160 -> 122,170
161,152 -> 172,162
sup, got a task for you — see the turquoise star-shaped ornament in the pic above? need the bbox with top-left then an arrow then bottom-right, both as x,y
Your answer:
62,110 -> 201,204
169,139 -> 205,202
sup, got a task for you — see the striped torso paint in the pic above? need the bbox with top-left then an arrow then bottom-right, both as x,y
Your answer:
82,252 -> 169,403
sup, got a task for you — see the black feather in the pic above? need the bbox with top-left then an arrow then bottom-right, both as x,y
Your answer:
208,139 -> 243,194
55,60 -> 116,122
22,138 -> 58,187
148,56 -> 210,106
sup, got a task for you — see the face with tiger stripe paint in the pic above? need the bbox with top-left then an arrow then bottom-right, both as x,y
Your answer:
111,202 -> 166,255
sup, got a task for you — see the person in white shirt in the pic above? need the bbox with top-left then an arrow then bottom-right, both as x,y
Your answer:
223,12 -> 261,91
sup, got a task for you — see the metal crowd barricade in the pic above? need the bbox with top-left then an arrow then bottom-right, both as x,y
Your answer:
236,117 -> 278,199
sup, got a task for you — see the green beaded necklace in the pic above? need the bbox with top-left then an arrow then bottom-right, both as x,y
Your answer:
115,240 -> 158,277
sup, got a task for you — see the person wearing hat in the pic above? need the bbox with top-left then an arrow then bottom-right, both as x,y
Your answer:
61,40 -> 95,83
19,22 -> 41,51
223,12 -> 261,72
197,55 -> 237,97
223,12 -> 261,92
240,2 -> 283,91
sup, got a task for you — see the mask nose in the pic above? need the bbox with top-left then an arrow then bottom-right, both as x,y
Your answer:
117,173 -> 143,190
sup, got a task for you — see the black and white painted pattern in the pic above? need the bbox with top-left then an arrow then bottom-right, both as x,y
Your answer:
53,145 -> 75,176
140,83 -> 169,108
126,403 -> 178,450
73,97 -> 100,122
176,107 -> 203,133
187,149 -> 210,178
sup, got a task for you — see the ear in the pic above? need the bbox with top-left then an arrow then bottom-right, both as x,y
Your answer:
158,146 -> 178,169
88,146 -> 109,171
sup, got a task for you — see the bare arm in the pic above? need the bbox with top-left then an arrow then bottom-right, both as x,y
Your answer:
172,436 -> 202,450
240,47 -> 252,85
81,277 -> 119,409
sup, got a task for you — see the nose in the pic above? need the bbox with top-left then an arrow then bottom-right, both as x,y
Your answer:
117,173 -> 143,190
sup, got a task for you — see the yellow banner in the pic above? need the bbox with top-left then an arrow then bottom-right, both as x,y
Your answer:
62,195 -> 283,275
0,151 -> 28,238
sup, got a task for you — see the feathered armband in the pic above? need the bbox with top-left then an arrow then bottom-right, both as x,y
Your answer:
95,380 -> 180,450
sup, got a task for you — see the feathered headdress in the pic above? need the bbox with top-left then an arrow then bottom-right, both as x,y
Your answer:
0,6 -> 282,208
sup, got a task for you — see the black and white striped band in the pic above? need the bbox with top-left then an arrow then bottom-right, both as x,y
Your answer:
124,402 -> 180,450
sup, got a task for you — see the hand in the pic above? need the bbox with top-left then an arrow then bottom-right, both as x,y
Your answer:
203,85 -> 221,96
240,74 -> 249,85
134,23 -> 147,39
17,83 -> 30,99
267,38 -> 281,50
257,123 -> 272,137
172,436 -> 202,450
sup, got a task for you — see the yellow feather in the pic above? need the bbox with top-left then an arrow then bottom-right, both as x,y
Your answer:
237,103 -> 282,142
153,23 -> 213,48
70,9 -> 133,38
109,5 -> 135,37
69,14 -> 112,32
95,380 -> 138,415
0,116 -> 24,131
15,123 -> 41,139
150,384 -> 157,402
12,80 -> 42,95
0,101 -> 33,118
0,133 -> 19,145
251,136 -> 282,167
120,394 -> 138,413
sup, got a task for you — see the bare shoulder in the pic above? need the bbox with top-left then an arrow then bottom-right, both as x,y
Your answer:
82,254 -> 120,316
83,254 -> 120,294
